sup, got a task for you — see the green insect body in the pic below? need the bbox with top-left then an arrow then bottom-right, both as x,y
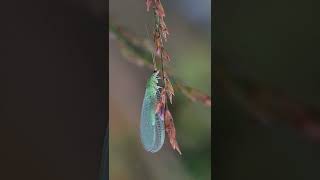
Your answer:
140,70 -> 165,153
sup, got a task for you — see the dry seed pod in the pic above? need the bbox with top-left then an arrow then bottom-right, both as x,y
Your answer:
155,0 -> 165,17
162,49 -> 171,61
164,73 -> 174,104
146,0 -> 153,11
164,109 -> 182,155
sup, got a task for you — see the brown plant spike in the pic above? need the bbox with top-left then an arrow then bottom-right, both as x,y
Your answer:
153,31 -> 162,55
177,83 -> 212,107
164,76 -> 174,104
146,0 -> 153,12
162,49 -> 171,61
155,89 -> 166,114
145,0 -> 183,155
164,109 -> 182,155
154,0 -> 166,17
159,17 -> 169,41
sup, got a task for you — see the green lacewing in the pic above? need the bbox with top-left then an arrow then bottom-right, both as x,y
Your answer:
140,70 -> 165,153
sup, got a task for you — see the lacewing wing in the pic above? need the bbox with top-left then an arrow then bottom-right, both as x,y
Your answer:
140,70 -> 165,153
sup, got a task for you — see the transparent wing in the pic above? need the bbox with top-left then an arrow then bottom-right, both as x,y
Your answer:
140,91 -> 165,153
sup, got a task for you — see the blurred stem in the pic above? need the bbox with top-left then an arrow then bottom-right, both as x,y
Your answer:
109,22 -> 211,107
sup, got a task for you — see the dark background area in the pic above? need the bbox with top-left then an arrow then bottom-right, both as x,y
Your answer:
213,0 -> 320,180
0,1 -> 107,179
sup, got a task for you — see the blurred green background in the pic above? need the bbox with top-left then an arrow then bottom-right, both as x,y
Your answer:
109,0 -> 211,180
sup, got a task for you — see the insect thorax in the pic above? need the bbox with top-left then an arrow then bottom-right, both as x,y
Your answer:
146,72 -> 161,97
